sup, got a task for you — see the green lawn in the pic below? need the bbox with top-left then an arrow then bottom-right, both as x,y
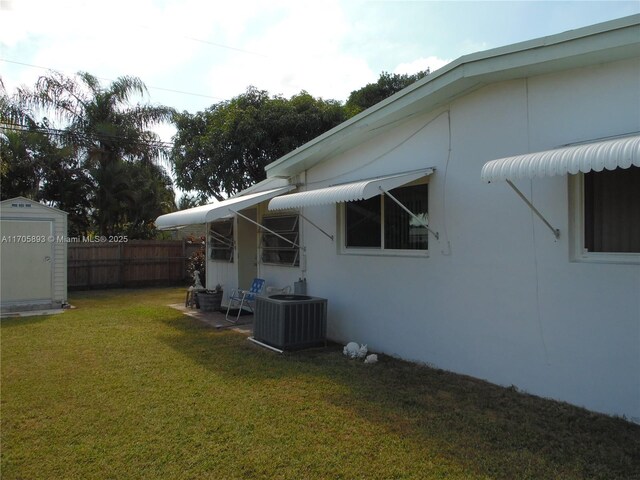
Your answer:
2,288 -> 638,480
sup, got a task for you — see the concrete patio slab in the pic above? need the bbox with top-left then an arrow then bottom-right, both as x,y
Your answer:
168,303 -> 253,334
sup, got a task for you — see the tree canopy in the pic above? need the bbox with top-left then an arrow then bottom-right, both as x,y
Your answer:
344,70 -> 431,117
171,87 -> 346,201
171,71 -> 430,201
1,72 -> 175,237
2,68 -> 431,219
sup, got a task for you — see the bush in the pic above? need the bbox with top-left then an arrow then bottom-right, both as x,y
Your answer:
186,249 -> 206,287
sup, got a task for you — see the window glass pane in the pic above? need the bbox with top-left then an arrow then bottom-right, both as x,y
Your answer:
262,232 -> 298,250
262,250 -> 299,265
385,184 -> 428,250
345,196 -> 381,247
262,216 -> 297,232
584,166 -> 640,253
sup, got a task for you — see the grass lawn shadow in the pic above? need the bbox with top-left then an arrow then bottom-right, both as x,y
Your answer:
161,311 -> 640,480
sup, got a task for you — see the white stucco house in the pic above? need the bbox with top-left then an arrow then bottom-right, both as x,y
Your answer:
157,15 -> 640,422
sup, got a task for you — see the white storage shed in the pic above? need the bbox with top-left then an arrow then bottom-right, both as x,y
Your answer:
0,197 -> 68,313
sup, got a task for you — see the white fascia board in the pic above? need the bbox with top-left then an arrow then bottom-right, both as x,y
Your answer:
236,177 -> 291,195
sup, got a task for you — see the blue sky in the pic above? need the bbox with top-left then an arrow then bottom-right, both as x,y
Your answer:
1,0 -> 638,137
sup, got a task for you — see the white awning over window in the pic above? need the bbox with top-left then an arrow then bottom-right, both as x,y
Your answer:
480,135 -> 640,183
268,169 -> 433,211
155,186 -> 294,230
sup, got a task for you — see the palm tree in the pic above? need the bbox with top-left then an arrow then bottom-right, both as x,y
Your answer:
16,71 -> 175,236
1,81 -> 42,197
2,79 -> 94,235
125,162 -> 176,239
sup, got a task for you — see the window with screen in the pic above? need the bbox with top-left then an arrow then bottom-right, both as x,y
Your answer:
583,166 -> 640,253
344,183 -> 429,252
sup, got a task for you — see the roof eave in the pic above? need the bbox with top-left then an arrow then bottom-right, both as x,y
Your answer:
265,14 -> 640,179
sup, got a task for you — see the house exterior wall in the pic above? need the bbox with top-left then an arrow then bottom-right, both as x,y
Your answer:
206,203 -> 304,303
206,225 -> 236,301
292,57 -> 640,421
0,198 -> 68,312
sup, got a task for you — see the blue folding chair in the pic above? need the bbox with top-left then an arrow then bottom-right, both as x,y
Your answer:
225,278 -> 265,323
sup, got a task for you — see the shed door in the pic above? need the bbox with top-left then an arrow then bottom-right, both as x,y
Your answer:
1,220 -> 53,302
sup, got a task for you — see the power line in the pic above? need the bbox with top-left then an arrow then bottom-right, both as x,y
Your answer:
0,58 -> 224,102
183,34 -> 266,56
134,24 -> 267,57
1,122 -> 174,149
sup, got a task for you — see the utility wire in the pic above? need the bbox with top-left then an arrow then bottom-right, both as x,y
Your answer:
134,24 -> 267,57
0,59 -> 224,102
1,122 -> 174,149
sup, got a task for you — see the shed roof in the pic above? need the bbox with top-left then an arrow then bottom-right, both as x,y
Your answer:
0,197 -> 68,216
265,14 -> 640,179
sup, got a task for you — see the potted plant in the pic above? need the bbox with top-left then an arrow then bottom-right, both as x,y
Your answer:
197,284 -> 224,312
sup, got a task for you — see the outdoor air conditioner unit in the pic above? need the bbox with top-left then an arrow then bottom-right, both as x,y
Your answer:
254,295 -> 327,350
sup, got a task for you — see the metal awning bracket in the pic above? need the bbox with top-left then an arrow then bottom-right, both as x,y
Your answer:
230,209 -> 305,250
379,186 -> 439,240
298,213 -> 334,241
505,180 -> 560,239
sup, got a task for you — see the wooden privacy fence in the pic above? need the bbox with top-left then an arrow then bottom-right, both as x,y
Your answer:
68,240 -> 204,290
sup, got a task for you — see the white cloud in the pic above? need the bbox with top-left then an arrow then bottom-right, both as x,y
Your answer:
205,49 -> 374,102
3,0 -> 379,106
0,0 -> 251,87
458,39 -> 490,56
393,56 -> 451,76
5,0 -> 624,116
204,0 -> 377,102
5,0 -> 211,76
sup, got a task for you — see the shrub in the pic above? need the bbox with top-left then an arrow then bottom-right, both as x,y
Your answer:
186,249 -> 206,287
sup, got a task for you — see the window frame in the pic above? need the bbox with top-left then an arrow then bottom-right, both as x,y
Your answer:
339,179 -> 430,258
260,214 -> 300,267
569,171 -> 640,265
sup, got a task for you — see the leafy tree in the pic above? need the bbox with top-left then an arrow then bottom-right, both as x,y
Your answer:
171,87 -> 345,201
1,86 -> 93,236
1,128 -> 47,200
177,193 -> 205,210
124,162 -> 176,239
1,84 -> 42,198
345,70 -> 430,117
8,71 -> 175,237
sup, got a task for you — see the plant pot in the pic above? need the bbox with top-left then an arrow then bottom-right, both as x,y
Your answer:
197,290 -> 223,312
